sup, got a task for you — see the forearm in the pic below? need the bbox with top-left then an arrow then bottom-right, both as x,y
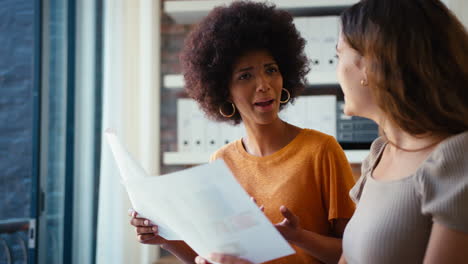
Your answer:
161,241 -> 198,263
289,229 -> 342,264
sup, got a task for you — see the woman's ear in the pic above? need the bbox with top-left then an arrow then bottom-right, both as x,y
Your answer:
357,56 -> 369,82
362,66 -> 368,83
355,54 -> 366,70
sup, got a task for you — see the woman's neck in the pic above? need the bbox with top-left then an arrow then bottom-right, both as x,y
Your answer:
380,122 -> 444,154
242,118 -> 300,157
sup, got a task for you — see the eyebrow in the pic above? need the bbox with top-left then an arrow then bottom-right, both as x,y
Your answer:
236,62 -> 278,73
264,62 -> 278,67
237,66 -> 253,72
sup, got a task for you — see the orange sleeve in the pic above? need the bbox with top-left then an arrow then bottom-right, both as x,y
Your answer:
209,153 -> 217,162
320,137 -> 356,222
209,147 -> 223,162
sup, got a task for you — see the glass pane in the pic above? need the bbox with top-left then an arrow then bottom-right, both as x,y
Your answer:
39,0 -> 68,263
0,0 -> 35,262
0,0 -> 34,221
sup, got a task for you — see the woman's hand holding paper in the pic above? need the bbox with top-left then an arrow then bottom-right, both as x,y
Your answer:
195,254 -> 253,264
128,208 -> 168,245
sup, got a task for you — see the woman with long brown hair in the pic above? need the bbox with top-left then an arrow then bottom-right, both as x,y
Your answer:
336,0 -> 468,263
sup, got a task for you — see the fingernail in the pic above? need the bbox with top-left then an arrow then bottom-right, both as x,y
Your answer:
195,256 -> 204,264
132,211 -> 137,218
152,226 -> 158,231
144,220 -> 149,226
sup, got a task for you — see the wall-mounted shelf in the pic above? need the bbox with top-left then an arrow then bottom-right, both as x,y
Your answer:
164,0 -> 359,24
306,71 -> 338,86
163,149 -> 368,165
163,152 -> 212,165
163,74 -> 185,89
163,73 -> 339,89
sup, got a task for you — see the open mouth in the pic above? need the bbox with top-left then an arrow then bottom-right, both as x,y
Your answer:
254,99 -> 274,107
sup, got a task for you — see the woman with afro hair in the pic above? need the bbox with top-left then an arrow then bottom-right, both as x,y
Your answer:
130,1 -> 356,263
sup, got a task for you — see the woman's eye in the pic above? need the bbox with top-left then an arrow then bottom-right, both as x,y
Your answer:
335,54 -> 339,59
266,67 -> 278,73
239,73 -> 251,80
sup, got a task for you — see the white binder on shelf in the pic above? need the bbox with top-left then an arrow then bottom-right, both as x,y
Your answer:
190,101 -> 207,152
177,98 -> 193,152
218,123 -> 230,147
294,17 -> 312,63
305,17 -> 327,85
321,16 -> 340,73
280,97 -> 308,129
225,122 -> 245,146
205,118 -> 222,153
305,95 -> 337,137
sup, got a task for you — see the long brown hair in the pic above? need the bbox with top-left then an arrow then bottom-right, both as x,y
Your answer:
341,0 -> 468,136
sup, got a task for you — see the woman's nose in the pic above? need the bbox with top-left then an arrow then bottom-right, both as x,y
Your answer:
256,74 -> 271,92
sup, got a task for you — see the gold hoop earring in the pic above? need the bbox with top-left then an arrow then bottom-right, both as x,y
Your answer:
219,102 -> 236,118
280,88 -> 290,104
360,79 -> 368,86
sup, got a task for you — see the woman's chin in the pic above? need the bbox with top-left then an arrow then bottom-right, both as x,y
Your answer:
254,114 -> 280,126
343,105 -> 354,117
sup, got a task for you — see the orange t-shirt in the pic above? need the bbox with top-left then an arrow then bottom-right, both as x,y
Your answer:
211,129 -> 356,264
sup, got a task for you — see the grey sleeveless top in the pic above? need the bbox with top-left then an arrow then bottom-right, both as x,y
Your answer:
342,131 -> 468,264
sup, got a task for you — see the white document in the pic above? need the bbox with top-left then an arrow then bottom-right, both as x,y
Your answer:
104,131 -> 295,264
105,130 -> 181,240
